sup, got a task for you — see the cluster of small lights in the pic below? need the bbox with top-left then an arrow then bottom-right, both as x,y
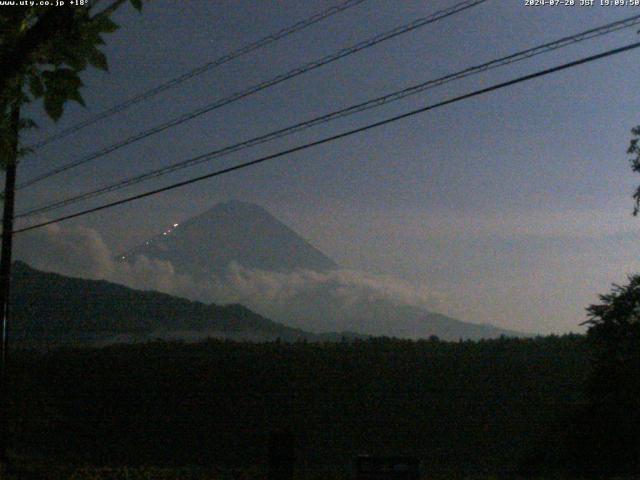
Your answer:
119,223 -> 180,261
162,223 -> 180,236
162,223 -> 178,235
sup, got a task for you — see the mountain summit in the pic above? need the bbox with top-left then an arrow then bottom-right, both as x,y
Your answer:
117,201 -> 527,340
119,200 -> 336,278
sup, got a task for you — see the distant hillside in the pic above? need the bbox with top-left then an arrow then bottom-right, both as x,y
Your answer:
118,200 -> 337,278
10,262 -> 360,346
113,201 -> 527,340
320,302 -> 525,340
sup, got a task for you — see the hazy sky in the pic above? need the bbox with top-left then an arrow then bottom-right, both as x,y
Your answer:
12,0 -> 640,334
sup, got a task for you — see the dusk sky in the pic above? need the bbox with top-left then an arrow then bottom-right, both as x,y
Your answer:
12,0 -> 640,335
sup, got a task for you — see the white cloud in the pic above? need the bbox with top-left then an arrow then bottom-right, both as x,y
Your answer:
13,221 -> 444,335
203,262 -> 444,333
14,221 -> 114,279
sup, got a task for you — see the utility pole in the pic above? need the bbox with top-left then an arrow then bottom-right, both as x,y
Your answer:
0,100 -> 21,471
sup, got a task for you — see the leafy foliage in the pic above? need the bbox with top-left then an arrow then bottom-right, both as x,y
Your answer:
580,277 -> 640,475
628,125 -> 640,215
585,277 -> 640,420
520,278 -> 640,478
0,0 -> 148,168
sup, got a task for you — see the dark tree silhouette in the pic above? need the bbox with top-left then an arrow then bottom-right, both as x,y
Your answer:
578,277 -> 640,476
628,125 -> 640,215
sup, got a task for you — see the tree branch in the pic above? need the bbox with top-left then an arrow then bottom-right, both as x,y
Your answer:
0,8 -> 76,97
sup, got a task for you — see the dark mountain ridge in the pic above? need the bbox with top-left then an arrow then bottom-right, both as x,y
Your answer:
10,261 -> 360,346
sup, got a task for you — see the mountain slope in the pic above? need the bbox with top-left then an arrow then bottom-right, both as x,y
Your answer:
251,294 -> 526,341
10,261 -> 357,345
115,200 -> 528,340
119,200 -> 336,278
338,303 -> 525,340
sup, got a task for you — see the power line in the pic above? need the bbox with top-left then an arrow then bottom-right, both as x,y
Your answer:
15,0 -> 487,191
25,0 -> 369,151
13,41 -> 640,235
16,13 -> 640,219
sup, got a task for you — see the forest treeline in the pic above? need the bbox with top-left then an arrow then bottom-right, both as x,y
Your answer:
7,335 -> 600,476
